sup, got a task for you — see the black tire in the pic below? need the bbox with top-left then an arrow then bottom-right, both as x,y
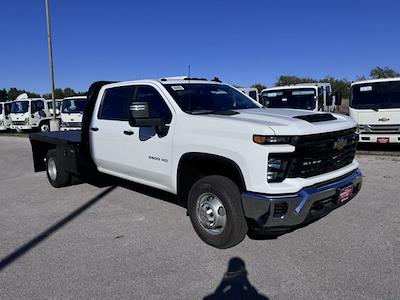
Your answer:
188,175 -> 248,249
40,121 -> 50,132
45,149 -> 71,188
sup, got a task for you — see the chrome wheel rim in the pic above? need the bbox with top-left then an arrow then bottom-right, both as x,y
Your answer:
47,157 -> 57,181
41,124 -> 50,132
196,193 -> 226,235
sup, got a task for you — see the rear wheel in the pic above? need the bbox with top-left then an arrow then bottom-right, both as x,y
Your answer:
46,149 -> 71,188
188,175 -> 248,249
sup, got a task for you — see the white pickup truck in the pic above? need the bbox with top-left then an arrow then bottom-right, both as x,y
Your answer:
350,78 -> 400,143
29,78 -> 362,248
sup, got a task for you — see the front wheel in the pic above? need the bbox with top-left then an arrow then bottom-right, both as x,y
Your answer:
40,122 -> 50,132
188,175 -> 248,249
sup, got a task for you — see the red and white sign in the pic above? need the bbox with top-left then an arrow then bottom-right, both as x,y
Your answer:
377,137 -> 390,143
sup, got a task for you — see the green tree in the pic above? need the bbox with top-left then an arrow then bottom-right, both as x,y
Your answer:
0,89 -> 8,101
63,87 -> 76,97
250,83 -> 267,92
274,75 -> 317,87
370,66 -> 400,79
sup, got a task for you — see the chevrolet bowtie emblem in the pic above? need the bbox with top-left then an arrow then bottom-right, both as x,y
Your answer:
333,138 -> 347,150
378,117 -> 390,122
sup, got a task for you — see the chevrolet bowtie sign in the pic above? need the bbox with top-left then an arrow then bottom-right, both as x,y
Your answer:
378,117 -> 390,122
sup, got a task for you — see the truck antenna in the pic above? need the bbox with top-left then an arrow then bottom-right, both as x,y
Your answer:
188,64 -> 191,83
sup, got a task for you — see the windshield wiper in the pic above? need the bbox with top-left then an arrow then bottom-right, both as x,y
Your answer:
190,109 -> 239,115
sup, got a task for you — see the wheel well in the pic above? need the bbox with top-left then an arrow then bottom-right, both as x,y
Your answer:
31,140 -> 56,172
177,153 -> 246,204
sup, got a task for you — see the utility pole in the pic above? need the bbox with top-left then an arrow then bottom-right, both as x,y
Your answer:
45,0 -> 60,131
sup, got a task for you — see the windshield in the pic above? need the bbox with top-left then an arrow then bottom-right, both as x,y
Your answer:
351,81 -> 400,109
11,101 -> 29,113
48,101 -> 62,109
0,104 -> 2,114
163,83 -> 259,113
61,99 -> 86,113
261,88 -> 316,110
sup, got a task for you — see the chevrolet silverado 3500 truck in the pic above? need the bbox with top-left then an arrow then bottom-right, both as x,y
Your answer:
29,78 -> 362,248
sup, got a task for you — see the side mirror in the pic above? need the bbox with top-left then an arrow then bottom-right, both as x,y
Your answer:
334,92 -> 342,106
129,101 -> 164,128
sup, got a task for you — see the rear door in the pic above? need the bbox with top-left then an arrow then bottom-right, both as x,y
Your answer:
90,85 -> 136,175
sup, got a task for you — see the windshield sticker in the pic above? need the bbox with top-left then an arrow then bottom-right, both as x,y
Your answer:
360,86 -> 372,92
267,92 -> 278,97
292,90 -> 314,95
210,90 -> 228,95
282,98 -> 288,102
171,85 -> 184,91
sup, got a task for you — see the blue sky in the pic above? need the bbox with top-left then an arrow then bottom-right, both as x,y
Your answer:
1,0 -> 399,94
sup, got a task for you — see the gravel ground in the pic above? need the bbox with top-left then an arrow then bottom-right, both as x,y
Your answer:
0,136 -> 399,299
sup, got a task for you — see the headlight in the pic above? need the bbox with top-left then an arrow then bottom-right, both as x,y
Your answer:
356,125 -> 367,133
267,156 -> 290,183
254,135 -> 295,145
24,118 -> 29,124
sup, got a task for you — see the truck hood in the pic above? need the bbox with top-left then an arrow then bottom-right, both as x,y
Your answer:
350,108 -> 400,125
232,108 -> 356,135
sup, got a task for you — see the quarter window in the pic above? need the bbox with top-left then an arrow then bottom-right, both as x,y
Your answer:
99,86 -> 135,120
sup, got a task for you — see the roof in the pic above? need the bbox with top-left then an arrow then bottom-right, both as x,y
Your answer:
351,77 -> 400,87
261,85 -> 318,93
62,96 -> 87,100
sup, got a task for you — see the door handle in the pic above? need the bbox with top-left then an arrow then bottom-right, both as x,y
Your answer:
123,130 -> 134,136
91,127 -> 99,132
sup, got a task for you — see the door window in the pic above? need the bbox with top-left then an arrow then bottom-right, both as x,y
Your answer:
134,86 -> 172,124
98,86 -> 135,120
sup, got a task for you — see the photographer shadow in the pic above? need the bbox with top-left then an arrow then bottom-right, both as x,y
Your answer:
204,257 -> 269,300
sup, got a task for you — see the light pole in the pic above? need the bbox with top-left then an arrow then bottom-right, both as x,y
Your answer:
45,0 -> 60,131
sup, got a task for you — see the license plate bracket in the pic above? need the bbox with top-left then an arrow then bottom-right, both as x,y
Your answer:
337,185 -> 353,204
377,137 -> 390,143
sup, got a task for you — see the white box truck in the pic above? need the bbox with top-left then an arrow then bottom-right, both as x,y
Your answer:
350,78 -> 400,143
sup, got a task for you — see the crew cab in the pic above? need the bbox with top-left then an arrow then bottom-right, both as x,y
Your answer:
60,96 -> 87,131
29,78 -> 362,248
350,78 -> 400,143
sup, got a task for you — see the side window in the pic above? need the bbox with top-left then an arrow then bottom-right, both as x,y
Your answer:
35,100 -> 44,111
134,86 -> 172,123
98,86 -> 135,120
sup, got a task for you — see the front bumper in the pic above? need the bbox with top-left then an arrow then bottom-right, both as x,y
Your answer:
358,133 -> 400,143
11,124 -> 32,131
242,169 -> 362,235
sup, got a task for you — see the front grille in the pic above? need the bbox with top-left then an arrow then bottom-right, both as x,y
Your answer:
362,124 -> 400,134
12,121 -> 26,126
63,122 -> 82,127
273,128 -> 358,179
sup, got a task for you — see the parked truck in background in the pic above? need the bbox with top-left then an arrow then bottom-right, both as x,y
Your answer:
238,87 -> 259,102
0,100 -> 13,131
10,93 -> 54,132
29,77 -> 362,248
261,83 -> 341,112
47,99 -> 63,117
350,78 -> 400,143
60,96 -> 87,131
